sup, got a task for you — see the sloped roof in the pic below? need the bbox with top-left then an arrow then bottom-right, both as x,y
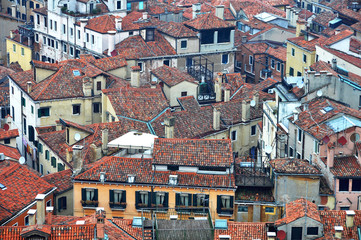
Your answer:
313,11 -> 337,27
270,158 -> 321,175
85,15 -> 117,33
230,0 -> 286,19
42,169 -> 73,194
185,13 -> 235,30
152,65 -> 198,87
214,222 -> 268,240
331,155 -> 361,177
152,138 -> 233,167
156,21 -> 198,38
0,144 -> 21,160
0,129 -> 19,140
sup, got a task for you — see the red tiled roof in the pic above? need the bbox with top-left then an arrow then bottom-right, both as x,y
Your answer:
74,156 -> 236,188
288,35 -> 324,52
0,160 -> 55,225
103,86 -> 169,121
0,144 -> 21,160
183,3 -> 235,21
112,30 -> 176,59
85,15 -> 117,33
33,7 -> 47,15
121,11 -> 152,31
42,169 -> 73,194
185,13 -> 235,30
222,73 -> 245,96
263,0 -> 293,6
178,96 -> 201,111
312,11 -> 337,27
148,1 -> 182,15
350,37 -> 361,54
331,155 -> 361,177
111,219 -> 142,240
153,138 -> 233,167
152,65 -> 198,87
156,21 -> 198,38
320,0 -> 361,22
351,21 -> 361,33
318,45 -> 361,69
230,0 -> 286,19
298,9 -> 314,20
270,158 -> 321,175
60,118 -> 94,134
0,129 -> 19,140
214,222 -> 268,240
275,198 -> 321,226
323,29 -> 354,46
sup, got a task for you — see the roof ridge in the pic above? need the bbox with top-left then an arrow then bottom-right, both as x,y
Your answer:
34,68 -> 62,100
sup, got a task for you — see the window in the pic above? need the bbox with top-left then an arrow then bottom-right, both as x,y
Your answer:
154,192 -> 168,207
40,164 -> 43,175
38,143 -> 43,153
44,17 -> 47,27
238,205 -> 248,212
109,190 -> 126,208
78,30 -> 80,39
251,125 -> 256,136
51,156 -> 56,167
181,91 -> 187,97
21,96 -> 26,107
139,1 -> 144,10
13,44 -> 16,52
192,194 -> 209,208
352,179 -> 361,191
176,193 -> 191,207
180,40 -> 187,49
271,59 -> 275,69
222,54 -> 229,64
86,34 -> 89,43
72,104 -> 81,115
36,15 -> 40,25
340,206 -> 350,210
231,130 -> 237,141
138,62 -> 143,72
21,48 -> 24,56
57,163 -> 64,171
38,107 -> 50,117
289,67 -> 294,76
186,57 -> 193,67
146,29 -> 154,41
163,59 -> 170,66
129,31 -> 134,36
46,199 -> 52,207
45,150 -> 49,160
28,125 -> 35,142
277,62 -> 281,72
218,29 -> 231,43
297,152 -> 301,159
136,191 -> 150,208
291,48 -> 295,56
116,0 -> 122,9
36,3 -> 39,8
4,138 -> 10,144
249,55 -> 253,65
30,1 -> 34,8
22,0 -> 26,6
62,24 -> 66,34
12,106 -> 15,121
314,140 -> 319,153
297,71 -> 302,76
339,178 -> 349,191
96,81 -> 101,90
81,188 -> 98,206
54,21 -> 57,31
56,41 -> 58,49
289,147 -> 294,157
93,102 -> 101,113
24,215 -> 29,226
35,34 -> 39,42
91,35 -> 95,44
23,118 -> 27,135
265,207 -> 275,214
70,47 -> 74,56
58,196 -> 67,211
50,20 -> 53,29
63,43 -> 67,53
201,30 -> 215,44
303,53 -> 307,63
298,129 -> 302,142
217,195 -> 234,214
127,2 -> 131,10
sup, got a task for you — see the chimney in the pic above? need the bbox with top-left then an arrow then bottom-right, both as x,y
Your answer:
242,100 -> 250,121
213,106 -> 221,130
242,36 -> 247,44
224,89 -> 230,102
267,232 -> 276,240
79,19 -> 88,43
327,146 -> 335,168
332,58 -> 337,70
335,29 -> 340,35
56,121 -> 62,131
164,116 -> 175,138
82,77 -> 93,97
346,210 -> 355,228
334,226 -> 343,239
253,91 -> 259,107
27,209 -> 37,226
215,81 -> 222,102
216,72 -> 223,83
66,147 -> 73,163
35,194 -> 46,225
72,145 -> 84,175
107,30 -> 116,56
9,30 -> 15,39
296,19 -> 307,37
131,65 -> 141,88
192,3 -> 201,19
215,5 -> 224,20
101,128 -> 109,155
292,110 -> 298,122
115,18 -> 122,30
142,12 -> 148,19
27,81 -> 33,93
96,208 -> 106,239
46,206 -> 54,225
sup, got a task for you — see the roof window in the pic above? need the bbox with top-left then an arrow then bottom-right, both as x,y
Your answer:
215,219 -> 228,230
73,70 -> 81,76
169,175 -> 178,185
0,183 -> 6,190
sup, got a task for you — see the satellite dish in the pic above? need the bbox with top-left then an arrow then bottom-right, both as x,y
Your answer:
265,145 -> 272,154
3,124 -> 9,131
250,100 -> 256,107
74,133 -> 81,141
19,157 -> 26,165
317,90 -> 323,97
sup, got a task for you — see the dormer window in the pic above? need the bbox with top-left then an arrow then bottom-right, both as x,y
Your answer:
169,175 -> 178,185
128,174 -> 135,183
146,28 -> 154,41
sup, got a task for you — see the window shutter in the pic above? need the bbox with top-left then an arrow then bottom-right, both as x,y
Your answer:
175,193 -> 180,206
230,196 -> 234,208
135,191 -> 140,208
164,192 -> 169,208
148,192 -> 153,207
205,195 -> 209,207
188,194 -> 192,206
109,190 -> 114,202
64,197 -> 67,209
81,188 -> 86,201
122,190 -> 126,203
38,109 -> 42,118
193,194 -> 197,207
217,195 -> 222,214
58,197 -> 61,210
93,189 -> 98,201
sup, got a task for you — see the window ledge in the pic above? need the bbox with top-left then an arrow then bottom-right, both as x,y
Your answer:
82,206 -> 98,209
110,208 -> 126,211
218,213 -> 233,217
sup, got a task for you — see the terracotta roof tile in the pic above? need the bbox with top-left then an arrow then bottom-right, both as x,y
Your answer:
0,129 -> 19,140
350,37 -> 361,54
85,15 -> 117,34
185,13 -> 235,30
0,144 -> 21,160
104,86 -> 169,121
183,3 -> 235,21
230,0 -> 286,19
270,158 -> 321,175
318,45 -> 361,69
351,21 -> 361,33
0,160 -> 55,225
313,11 -> 337,27
331,155 -> 361,177
152,65 -> 198,87
275,198 -> 321,226
111,219 -> 142,240
153,138 -> 233,167
178,96 -> 201,111
148,1 -> 182,15
156,21 -> 198,38
42,169 -> 73,194
214,222 -> 268,240
33,7 -> 47,15
236,187 -> 274,202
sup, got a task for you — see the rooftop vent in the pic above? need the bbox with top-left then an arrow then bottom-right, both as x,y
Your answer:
215,219 -> 228,230
73,70 -> 81,76
128,174 -> 135,183
169,175 -> 178,185
100,172 -> 106,183
0,153 -> 4,161
132,217 -> 144,228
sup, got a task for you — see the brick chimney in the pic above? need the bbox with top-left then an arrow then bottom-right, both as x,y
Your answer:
46,206 -> 54,225
346,210 -> 355,228
27,81 -> 33,93
101,128 -> 109,155
131,65 -> 141,88
72,145 -> 84,175
334,226 -> 343,239
35,194 -> 46,225
296,19 -> 307,37
27,209 -> 37,226
242,100 -> 250,121
213,106 -> 221,130
164,117 -> 175,138
107,30 -> 117,56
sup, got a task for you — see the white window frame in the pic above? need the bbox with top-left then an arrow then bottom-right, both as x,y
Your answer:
249,55 -> 253,65
251,125 -> 257,136
298,129 -> 302,142
180,39 -> 187,49
314,140 -> 319,153
231,130 -> 237,141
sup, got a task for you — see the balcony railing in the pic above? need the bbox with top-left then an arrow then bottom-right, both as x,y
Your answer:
81,200 -> 99,207
109,202 -> 127,209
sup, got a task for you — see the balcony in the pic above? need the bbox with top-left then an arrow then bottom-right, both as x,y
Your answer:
81,200 -> 99,207
217,208 -> 234,215
109,202 -> 127,210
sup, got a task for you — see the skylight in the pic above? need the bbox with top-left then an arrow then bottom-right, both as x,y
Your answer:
326,115 -> 361,133
0,183 -> 7,190
323,106 -> 334,112
215,219 -> 228,230
73,70 -> 81,76
132,217 -> 144,228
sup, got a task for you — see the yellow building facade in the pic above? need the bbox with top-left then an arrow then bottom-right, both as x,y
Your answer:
6,37 -> 32,71
286,41 -> 316,77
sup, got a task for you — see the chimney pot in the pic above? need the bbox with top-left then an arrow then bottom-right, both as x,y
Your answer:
107,30 -> 117,56
346,210 -> 356,228
72,145 -> 84,175
27,209 -> 37,226
215,5 -> 225,20
334,226 -> 343,239
131,65 -> 141,88
242,100 -> 250,121
27,81 -> 33,93
213,106 -> 221,130
35,194 -> 46,225
101,128 -> 109,155
164,116 -> 175,138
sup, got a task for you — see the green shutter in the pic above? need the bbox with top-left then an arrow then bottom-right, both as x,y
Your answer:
45,150 -> 49,160
164,192 -> 169,208
81,188 -> 86,201
94,189 -> 98,201
51,157 -> 56,167
230,196 -> 234,208
193,194 -> 197,207
188,194 -> 192,206
217,195 -> 222,214
122,190 -> 126,203
38,143 -> 43,153
135,191 -> 140,209
148,192 -> 152,207
205,195 -> 209,207
175,193 -> 180,206
38,109 -> 42,118
152,192 -> 156,206
109,190 -> 114,202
